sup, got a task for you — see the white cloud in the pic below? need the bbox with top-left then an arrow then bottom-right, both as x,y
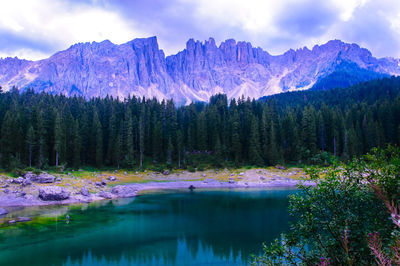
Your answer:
180,0 -> 284,34
1,0 -> 400,60
0,49 -> 49,61
332,0 -> 368,21
0,0 -> 143,60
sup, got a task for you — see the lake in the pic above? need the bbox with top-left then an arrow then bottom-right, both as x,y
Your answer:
0,188 -> 296,265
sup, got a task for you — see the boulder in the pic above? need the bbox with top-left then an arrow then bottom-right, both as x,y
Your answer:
17,217 -> 31,222
56,177 -> 62,182
98,191 -> 113,199
228,179 -> 235,184
0,208 -> 8,216
2,184 -> 8,188
111,186 -> 138,198
22,179 -> 32,186
80,187 -> 90,197
11,177 -> 25,184
3,189 -> 9,193
188,185 -> 196,190
31,173 -> 55,183
101,179 -> 107,186
24,172 -> 37,180
275,164 -> 287,170
162,170 -> 170,175
124,172 -> 127,176
108,176 -> 116,181
39,186 -> 70,201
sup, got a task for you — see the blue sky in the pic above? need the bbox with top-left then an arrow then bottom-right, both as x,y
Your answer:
0,0 -> 399,60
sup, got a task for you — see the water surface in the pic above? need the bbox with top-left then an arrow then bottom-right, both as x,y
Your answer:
0,188 -> 295,265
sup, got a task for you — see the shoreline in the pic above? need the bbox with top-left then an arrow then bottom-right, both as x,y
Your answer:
0,167 -> 314,210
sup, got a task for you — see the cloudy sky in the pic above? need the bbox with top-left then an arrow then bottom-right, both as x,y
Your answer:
0,0 -> 399,60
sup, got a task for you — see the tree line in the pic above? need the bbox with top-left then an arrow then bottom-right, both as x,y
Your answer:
1,76 -> 400,170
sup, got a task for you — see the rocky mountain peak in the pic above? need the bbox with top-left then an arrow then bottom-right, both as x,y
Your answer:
0,37 -> 399,105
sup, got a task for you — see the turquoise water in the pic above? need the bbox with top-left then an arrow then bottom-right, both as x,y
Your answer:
0,188 -> 295,265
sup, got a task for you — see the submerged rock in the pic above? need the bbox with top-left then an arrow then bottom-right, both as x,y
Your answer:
39,186 -> 70,201
111,186 -> 137,198
98,191 -> 113,199
17,217 -> 31,222
188,185 -> 196,190
0,208 -> 8,216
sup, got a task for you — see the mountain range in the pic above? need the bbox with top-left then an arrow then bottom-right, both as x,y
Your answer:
1,36 -> 399,105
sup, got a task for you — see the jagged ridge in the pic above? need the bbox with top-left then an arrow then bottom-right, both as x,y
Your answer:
0,37 -> 399,105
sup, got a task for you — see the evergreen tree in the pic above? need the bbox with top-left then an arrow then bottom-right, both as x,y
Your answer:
36,110 -> 47,169
214,134 -> 223,166
139,105 -> 145,169
93,110 -> 103,167
266,122 -> 279,165
26,126 -> 35,167
125,109 -> 135,167
301,106 -> 317,155
231,110 -> 242,165
54,111 -> 65,167
1,111 -> 15,168
72,119 -> 81,168
248,116 -> 263,166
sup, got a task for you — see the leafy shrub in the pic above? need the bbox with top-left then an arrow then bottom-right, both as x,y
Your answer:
24,167 -> 42,175
197,164 -> 206,171
253,146 -> 399,265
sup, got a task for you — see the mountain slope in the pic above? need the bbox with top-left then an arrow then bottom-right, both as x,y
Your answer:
0,37 -> 399,105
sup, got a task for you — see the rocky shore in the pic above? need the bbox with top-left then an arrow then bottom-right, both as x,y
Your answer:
0,167 -> 314,212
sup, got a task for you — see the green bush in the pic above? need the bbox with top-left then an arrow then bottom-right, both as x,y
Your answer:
253,146 -> 399,265
197,164 -> 206,171
24,167 -> 42,175
188,167 -> 196,173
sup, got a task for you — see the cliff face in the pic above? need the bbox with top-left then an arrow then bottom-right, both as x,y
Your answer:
0,37 -> 399,105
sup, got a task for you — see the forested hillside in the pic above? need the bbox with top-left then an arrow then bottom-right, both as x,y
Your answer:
1,76 -> 400,170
